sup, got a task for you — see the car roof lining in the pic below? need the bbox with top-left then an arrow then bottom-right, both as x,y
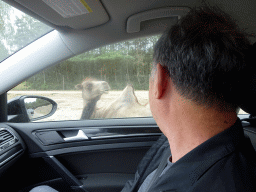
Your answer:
4,0 -> 256,34
126,7 -> 190,33
4,0 -> 256,49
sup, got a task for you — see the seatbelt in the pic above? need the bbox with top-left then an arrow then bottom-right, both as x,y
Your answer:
144,148 -> 172,192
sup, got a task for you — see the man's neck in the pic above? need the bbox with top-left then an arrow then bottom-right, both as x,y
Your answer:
163,99 -> 237,163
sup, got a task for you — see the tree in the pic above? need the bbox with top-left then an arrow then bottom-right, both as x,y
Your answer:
0,42 -> 8,61
25,35 -> 160,90
0,1 -> 13,59
10,15 -> 52,52
0,1 -> 52,56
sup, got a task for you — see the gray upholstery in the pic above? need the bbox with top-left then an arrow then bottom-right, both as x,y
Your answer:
30,185 -> 58,192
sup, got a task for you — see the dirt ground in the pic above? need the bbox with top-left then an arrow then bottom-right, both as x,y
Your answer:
8,90 -> 150,121
8,90 -> 248,122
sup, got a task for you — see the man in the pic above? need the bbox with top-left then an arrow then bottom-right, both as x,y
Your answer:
121,5 -> 256,192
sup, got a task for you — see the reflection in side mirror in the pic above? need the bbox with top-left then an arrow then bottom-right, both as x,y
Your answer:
8,95 -> 57,123
24,98 -> 54,121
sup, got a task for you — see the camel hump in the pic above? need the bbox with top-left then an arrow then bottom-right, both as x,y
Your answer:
118,84 -> 139,104
100,84 -> 152,118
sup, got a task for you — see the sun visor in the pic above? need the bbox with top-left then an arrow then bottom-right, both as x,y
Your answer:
14,0 -> 109,29
127,7 -> 190,33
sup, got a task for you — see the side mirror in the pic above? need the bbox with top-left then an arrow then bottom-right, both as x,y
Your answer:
8,96 -> 57,122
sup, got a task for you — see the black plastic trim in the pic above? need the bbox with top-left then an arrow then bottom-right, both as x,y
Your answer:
31,140 -> 156,158
0,144 -> 23,167
0,93 -> 7,122
43,156 -> 88,192
7,117 -> 160,155
79,173 -> 134,192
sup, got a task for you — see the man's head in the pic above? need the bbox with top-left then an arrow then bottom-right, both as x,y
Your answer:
150,6 -> 251,113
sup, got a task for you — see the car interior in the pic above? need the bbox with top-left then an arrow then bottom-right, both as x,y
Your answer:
1,0 -> 256,191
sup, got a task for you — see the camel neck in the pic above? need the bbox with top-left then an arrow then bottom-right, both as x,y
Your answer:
80,98 -> 99,119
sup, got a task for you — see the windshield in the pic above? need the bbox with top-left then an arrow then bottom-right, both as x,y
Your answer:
0,1 -> 53,62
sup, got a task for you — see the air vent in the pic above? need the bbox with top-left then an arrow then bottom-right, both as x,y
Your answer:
0,128 -> 17,152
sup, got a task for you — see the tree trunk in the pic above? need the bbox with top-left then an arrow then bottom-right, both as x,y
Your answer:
63,75 -> 65,90
43,71 -> 46,84
137,71 -> 141,85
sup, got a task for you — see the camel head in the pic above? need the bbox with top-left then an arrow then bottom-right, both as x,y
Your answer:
75,79 -> 110,103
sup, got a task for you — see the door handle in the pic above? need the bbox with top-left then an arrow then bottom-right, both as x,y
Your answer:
63,130 -> 89,142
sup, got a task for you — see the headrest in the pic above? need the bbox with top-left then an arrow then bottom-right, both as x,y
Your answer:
238,42 -> 256,115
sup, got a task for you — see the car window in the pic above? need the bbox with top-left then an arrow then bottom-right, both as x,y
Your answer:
6,30 -> 248,122
7,34 -> 249,122
8,35 -> 161,122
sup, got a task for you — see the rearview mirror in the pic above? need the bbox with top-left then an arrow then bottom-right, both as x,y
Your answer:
8,96 -> 57,122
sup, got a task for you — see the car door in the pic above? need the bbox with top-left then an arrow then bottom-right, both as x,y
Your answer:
3,118 -> 161,192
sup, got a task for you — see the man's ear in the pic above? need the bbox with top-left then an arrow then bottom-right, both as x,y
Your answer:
153,63 -> 169,99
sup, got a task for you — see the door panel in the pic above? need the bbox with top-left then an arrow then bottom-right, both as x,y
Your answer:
7,118 -> 160,155
56,148 -> 150,174
49,148 -> 150,192
6,117 -> 161,191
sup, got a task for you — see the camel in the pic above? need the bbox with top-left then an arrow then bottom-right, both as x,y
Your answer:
75,78 -> 110,119
76,78 -> 152,119
99,84 -> 152,118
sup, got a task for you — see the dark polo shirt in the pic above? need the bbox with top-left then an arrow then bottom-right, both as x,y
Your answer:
121,118 -> 256,192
